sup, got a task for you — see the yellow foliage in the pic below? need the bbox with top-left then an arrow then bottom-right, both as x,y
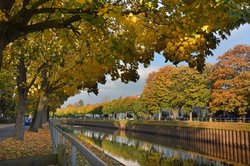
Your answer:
0,10 -> 8,22
201,25 -> 210,33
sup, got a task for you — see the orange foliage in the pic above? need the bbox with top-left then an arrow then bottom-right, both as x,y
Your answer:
209,45 -> 250,114
0,124 -> 52,160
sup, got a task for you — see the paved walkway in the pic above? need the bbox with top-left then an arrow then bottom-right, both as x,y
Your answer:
0,123 -> 14,129
0,124 -> 15,141
0,124 -> 29,141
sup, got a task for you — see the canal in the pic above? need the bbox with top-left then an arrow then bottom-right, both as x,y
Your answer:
62,124 -> 249,166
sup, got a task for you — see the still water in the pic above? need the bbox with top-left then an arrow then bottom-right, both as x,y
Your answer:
64,125 -> 249,166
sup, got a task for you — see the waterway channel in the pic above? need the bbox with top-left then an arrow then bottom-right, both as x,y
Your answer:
62,124 -> 249,166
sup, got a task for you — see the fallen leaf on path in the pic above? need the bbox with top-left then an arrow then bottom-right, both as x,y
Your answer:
0,124 -> 52,160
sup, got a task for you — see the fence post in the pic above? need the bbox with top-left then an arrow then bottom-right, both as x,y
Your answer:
55,130 -> 58,148
58,144 -> 67,166
57,132 -> 61,145
49,122 -> 57,154
62,136 -> 65,144
71,145 -> 77,166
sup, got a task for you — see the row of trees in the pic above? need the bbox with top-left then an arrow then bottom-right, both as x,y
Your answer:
56,96 -> 141,118
142,65 -> 210,120
56,45 -> 250,120
0,1 -> 249,140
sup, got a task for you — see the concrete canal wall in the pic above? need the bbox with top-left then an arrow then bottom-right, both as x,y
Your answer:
63,119 -> 250,149
62,119 -> 250,165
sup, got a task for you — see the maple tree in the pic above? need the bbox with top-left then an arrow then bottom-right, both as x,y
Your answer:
209,45 -> 250,115
56,96 -> 140,119
57,64 -> 212,121
27,30 -> 109,132
143,66 -> 211,120
102,98 -> 124,117
55,103 -> 101,117
0,0 -> 249,70
0,68 -> 16,120
133,95 -> 148,119
2,29 -> 110,138
3,37 -> 43,139
5,16 -> 154,138
167,66 -> 211,121
114,96 -> 139,119
142,71 -> 163,120
0,0 -> 249,140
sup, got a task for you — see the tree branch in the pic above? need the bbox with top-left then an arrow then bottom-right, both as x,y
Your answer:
33,8 -> 85,15
11,0 -> 49,24
30,0 -> 50,10
47,82 -> 65,94
23,15 -> 82,34
27,62 -> 48,90
23,0 -> 30,7
0,0 -> 15,12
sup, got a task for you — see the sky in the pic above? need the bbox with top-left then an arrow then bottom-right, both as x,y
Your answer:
63,24 -> 250,106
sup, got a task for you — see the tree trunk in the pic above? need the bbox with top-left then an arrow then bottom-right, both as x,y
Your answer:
133,113 -> 137,120
14,89 -> 27,140
29,68 -> 49,131
158,109 -> 162,121
0,33 -> 6,70
0,98 -> 3,117
172,109 -> 178,121
46,105 -> 50,121
29,92 -> 47,132
39,94 -> 48,128
42,100 -> 49,124
150,114 -> 153,120
0,40 -> 3,69
189,111 -> 193,121
209,117 -> 212,122
14,57 -> 27,140
0,25 -> 10,70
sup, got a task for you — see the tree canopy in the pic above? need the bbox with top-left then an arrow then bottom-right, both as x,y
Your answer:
1,0 -> 250,69
142,65 -> 211,119
57,44 -> 250,120
1,0 -> 250,139
209,45 -> 250,114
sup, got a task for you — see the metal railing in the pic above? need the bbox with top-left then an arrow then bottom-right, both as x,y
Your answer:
53,116 -> 250,123
177,117 -> 250,122
49,120 -> 107,166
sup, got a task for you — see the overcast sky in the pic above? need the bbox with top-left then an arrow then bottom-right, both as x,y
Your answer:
63,24 -> 250,106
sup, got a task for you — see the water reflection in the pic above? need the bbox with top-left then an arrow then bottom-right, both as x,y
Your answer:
64,125 -> 249,166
